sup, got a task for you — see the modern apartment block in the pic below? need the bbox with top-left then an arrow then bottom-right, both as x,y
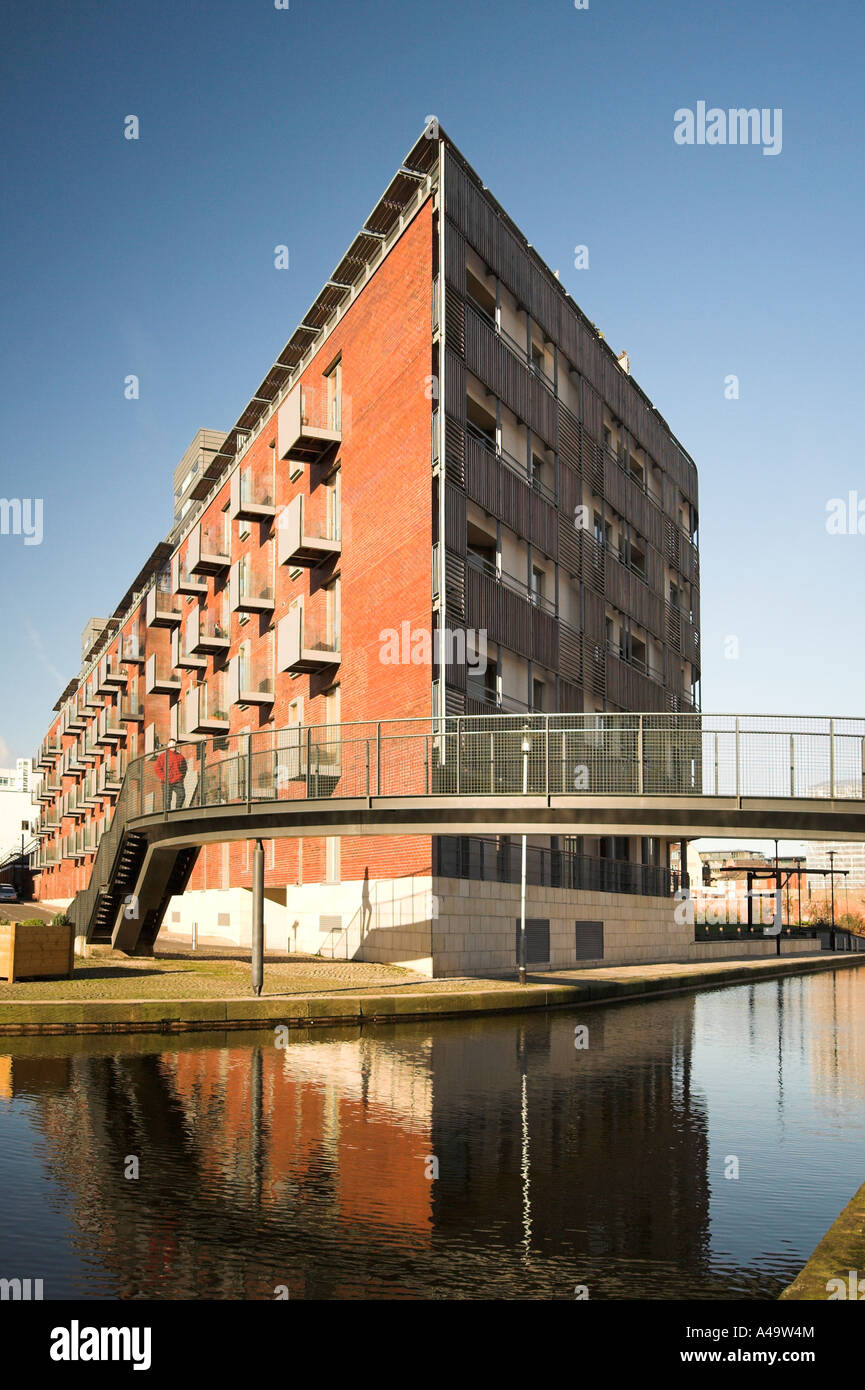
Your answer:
33,126 -> 704,975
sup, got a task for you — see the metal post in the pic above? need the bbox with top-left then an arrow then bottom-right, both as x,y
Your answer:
306,726 -> 312,798
519,726 -> 530,986
713,732 -> 719,794
252,838 -> 264,996
829,718 -> 835,798
734,717 -> 740,797
637,715 -> 643,795
790,734 -> 795,798
376,722 -> 381,796
365,737 -> 370,796
246,732 -> 253,809
545,717 -> 550,798
829,849 -> 836,936
456,717 -> 462,796
774,838 -> 781,956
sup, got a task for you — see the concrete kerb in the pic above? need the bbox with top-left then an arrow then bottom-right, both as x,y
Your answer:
780,1178 -> 865,1301
0,952 -> 863,1035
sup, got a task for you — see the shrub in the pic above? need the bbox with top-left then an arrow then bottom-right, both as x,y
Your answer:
18,917 -> 49,927
51,911 -> 71,926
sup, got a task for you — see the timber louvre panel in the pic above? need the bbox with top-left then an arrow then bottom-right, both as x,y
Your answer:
445,285 -> 465,357
445,485 -> 466,554
444,219 -> 466,292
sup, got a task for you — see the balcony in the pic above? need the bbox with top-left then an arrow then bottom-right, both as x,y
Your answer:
171,625 -> 206,672
98,756 -> 125,796
82,724 -> 100,760
67,741 -> 87,773
81,678 -> 103,711
121,694 -> 145,722
184,682 -> 230,735
229,558 -> 275,615
186,607 -> 230,655
228,651 -> 274,706
172,551 -> 208,596
120,632 -> 146,664
277,382 -> 341,465
96,705 -> 125,745
97,655 -> 127,693
277,494 -> 341,569
63,700 -> 87,735
37,737 -> 61,769
229,468 -> 276,524
188,516 -> 231,575
145,652 -> 181,697
277,603 -> 340,674
79,773 -> 100,807
145,572 -> 181,628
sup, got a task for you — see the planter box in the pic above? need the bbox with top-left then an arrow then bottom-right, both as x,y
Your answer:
0,921 -> 75,982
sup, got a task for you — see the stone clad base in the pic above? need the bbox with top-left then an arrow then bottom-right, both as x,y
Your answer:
139,876 -> 823,979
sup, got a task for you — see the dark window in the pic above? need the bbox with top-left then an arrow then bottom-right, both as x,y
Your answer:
515,918 -> 550,966
575,920 -> 604,961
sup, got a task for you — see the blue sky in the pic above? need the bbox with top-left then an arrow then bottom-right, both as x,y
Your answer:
1,0 -> 863,767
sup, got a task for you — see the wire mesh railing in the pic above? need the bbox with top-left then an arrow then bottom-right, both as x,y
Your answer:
106,713 -> 865,819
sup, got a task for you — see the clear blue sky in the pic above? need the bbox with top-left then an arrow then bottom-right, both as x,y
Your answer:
1,0 -> 863,765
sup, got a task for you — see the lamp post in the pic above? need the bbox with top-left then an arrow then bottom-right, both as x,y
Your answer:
518,726 -> 530,986
828,850 -> 836,940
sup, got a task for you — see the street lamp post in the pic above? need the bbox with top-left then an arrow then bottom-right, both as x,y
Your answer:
518,727 -> 530,986
828,850 -> 836,944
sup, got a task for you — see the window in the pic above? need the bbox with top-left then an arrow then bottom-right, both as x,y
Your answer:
466,267 -> 496,321
530,566 -> 545,608
593,511 -> 611,548
325,359 -> 342,431
530,341 -> 545,374
325,836 -> 341,883
531,678 -> 545,712
466,394 -> 496,445
467,520 -> 496,572
326,468 -> 341,541
324,577 -> 341,650
531,454 -> 545,491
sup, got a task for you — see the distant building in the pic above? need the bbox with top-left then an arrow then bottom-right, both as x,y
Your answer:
0,759 -> 40,860
797,841 -> 865,891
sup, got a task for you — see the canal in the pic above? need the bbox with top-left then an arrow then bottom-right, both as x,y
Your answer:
1,966 -> 863,1300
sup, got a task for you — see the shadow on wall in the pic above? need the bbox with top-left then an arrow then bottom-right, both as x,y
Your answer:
318,868 -> 435,963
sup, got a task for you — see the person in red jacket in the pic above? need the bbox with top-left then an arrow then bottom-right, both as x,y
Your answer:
153,739 -> 188,810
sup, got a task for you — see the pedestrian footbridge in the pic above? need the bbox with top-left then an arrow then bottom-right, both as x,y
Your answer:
67,713 -> 865,953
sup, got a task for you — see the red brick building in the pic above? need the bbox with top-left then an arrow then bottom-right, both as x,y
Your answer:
32,127 -> 704,975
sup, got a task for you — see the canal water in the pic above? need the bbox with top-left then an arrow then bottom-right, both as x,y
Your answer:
1,967 -> 863,1300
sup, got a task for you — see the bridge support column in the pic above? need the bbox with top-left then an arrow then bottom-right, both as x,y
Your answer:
252,839 -> 264,997
679,840 -> 689,892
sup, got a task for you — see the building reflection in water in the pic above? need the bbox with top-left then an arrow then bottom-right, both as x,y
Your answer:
1,969 -> 863,1300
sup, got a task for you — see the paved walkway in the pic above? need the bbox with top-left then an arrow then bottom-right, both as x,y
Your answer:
1,948 -> 863,1034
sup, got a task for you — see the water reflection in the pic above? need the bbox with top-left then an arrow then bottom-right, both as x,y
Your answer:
1,967 -> 863,1300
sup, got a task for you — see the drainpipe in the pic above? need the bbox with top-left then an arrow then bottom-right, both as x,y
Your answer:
437,139 -> 447,733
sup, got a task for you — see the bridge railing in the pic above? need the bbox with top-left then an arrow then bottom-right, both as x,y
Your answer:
113,713 -> 865,818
